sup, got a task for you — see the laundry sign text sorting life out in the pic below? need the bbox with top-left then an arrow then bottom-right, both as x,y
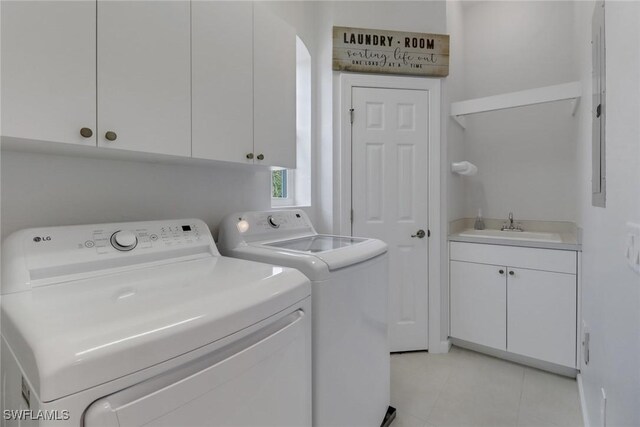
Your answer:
333,26 -> 450,77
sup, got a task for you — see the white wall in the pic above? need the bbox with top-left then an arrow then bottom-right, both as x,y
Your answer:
458,1 -> 579,222
443,0 -> 466,344
1,150 -> 270,240
574,2 -> 640,426
445,0 -> 466,224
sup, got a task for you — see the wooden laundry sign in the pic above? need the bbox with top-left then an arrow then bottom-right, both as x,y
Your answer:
333,26 -> 449,77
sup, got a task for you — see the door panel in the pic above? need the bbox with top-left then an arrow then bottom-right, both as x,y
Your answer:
450,261 -> 507,351
192,1 -> 253,163
352,87 -> 429,351
507,269 -> 577,367
97,0 -> 190,156
1,0 -> 96,145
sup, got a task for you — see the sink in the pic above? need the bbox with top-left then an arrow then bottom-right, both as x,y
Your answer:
457,229 -> 563,243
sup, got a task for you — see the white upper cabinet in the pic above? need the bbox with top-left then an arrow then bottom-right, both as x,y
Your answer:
192,1 -> 253,163
253,2 -> 297,169
97,0 -> 191,157
2,1 -> 298,167
1,1 -> 97,146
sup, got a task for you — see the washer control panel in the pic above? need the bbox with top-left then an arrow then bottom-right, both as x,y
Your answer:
251,211 -> 310,232
222,210 -> 316,245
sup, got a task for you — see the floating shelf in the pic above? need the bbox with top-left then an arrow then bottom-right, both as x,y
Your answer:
450,81 -> 582,129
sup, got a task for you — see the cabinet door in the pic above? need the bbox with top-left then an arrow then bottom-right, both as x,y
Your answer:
507,269 -> 576,367
450,261 -> 507,351
253,3 -> 296,168
97,0 -> 190,156
1,1 -> 96,145
192,1 -> 254,163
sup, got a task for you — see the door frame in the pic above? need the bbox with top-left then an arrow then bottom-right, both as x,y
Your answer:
336,73 -> 443,353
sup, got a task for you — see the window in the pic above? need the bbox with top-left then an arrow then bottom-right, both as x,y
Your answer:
271,169 -> 292,206
271,36 -> 311,207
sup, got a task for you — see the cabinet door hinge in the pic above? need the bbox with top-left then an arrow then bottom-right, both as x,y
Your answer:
349,108 -> 354,124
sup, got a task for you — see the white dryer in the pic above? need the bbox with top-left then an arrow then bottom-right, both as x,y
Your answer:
0,219 -> 311,427
218,210 -> 393,427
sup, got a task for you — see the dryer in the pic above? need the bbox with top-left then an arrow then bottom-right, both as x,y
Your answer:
0,219 -> 311,427
218,210 -> 392,427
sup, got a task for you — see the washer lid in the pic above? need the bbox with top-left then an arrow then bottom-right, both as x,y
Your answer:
1,256 -> 310,403
262,234 -> 388,271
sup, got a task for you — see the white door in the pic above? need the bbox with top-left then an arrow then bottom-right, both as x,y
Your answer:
450,261 -> 507,351
1,1 -> 96,145
97,0 -> 191,157
507,268 -> 576,367
253,2 -> 296,168
192,1 -> 254,164
352,87 -> 429,352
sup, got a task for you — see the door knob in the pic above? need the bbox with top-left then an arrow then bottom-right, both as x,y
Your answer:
80,127 -> 93,138
411,229 -> 426,238
105,131 -> 117,141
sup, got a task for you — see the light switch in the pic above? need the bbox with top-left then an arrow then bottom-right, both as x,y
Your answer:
626,222 -> 640,275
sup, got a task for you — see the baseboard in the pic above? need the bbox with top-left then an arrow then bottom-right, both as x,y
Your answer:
577,373 -> 590,427
428,339 -> 452,354
450,338 -> 578,377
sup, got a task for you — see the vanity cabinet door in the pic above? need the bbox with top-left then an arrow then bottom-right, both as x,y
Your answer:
1,0 -> 97,146
450,261 -> 507,351
507,268 -> 577,367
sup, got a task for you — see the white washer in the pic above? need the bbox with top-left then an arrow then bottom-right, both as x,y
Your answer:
218,210 -> 392,427
1,219 -> 311,427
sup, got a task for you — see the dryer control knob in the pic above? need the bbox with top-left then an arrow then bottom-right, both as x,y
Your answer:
267,215 -> 280,228
111,230 -> 138,251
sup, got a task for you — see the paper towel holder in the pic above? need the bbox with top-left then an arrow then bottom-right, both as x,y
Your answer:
451,161 -> 478,176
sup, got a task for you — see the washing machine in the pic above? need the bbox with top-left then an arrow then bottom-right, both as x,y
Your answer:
0,219 -> 311,427
218,210 -> 393,427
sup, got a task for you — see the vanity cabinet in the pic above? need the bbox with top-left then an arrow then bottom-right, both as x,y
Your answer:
450,242 -> 578,368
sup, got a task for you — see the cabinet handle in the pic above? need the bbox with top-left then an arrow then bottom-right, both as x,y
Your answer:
256,154 -> 265,160
80,127 -> 93,138
105,131 -> 117,141
499,269 -> 505,275
246,153 -> 254,160
509,270 -> 515,276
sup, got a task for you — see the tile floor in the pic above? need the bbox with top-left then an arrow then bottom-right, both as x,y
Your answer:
391,346 -> 583,427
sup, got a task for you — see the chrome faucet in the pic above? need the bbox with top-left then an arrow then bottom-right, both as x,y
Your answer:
501,212 -> 524,231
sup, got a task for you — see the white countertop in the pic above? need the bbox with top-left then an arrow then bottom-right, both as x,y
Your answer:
448,218 -> 582,251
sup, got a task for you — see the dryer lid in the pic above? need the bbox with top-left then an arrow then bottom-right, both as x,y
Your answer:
1,256 -> 310,403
